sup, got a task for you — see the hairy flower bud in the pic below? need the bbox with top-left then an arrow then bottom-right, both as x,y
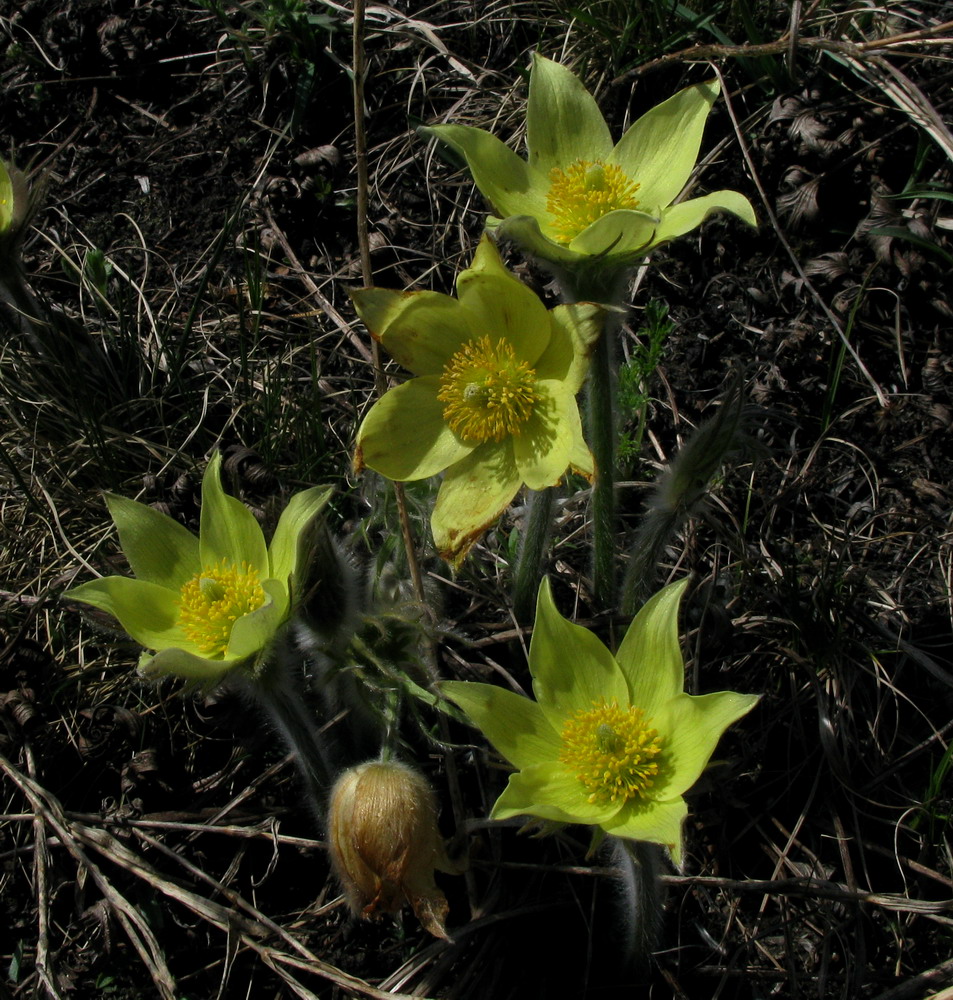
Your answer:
327,759 -> 455,940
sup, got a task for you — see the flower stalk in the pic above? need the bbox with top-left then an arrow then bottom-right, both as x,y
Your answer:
585,304 -> 620,609
232,646 -> 335,821
512,486 -> 557,622
620,373 -> 751,615
557,264 -> 631,610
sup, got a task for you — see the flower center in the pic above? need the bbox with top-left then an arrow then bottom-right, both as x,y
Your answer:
437,335 -> 538,443
177,559 -> 265,657
559,700 -> 662,806
546,160 -> 641,245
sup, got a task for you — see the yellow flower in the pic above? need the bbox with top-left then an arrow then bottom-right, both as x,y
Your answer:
442,578 -> 759,865
422,54 -> 756,270
0,157 -> 29,247
64,453 -> 331,681
351,235 -> 603,566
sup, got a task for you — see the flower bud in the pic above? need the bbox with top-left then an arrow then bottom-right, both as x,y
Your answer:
327,759 -> 454,940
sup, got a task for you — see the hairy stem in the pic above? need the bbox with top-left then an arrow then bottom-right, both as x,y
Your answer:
556,264 -> 630,611
512,486 -> 557,622
240,653 -> 334,824
586,320 -> 618,610
609,838 -> 664,970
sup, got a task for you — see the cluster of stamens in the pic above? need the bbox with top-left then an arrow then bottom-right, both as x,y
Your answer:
177,559 -> 265,657
546,159 -> 641,244
559,700 -> 663,805
437,335 -> 538,443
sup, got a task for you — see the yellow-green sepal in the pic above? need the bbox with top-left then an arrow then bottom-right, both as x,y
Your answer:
421,123 -> 549,220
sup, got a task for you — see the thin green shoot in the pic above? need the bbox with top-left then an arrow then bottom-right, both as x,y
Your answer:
867,225 -> 953,268
910,738 -> 953,837
191,0 -> 341,134
617,300 -> 674,473
821,265 -> 874,434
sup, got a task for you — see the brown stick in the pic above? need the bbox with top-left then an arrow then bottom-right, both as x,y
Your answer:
612,18 -> 953,83
351,0 -> 428,614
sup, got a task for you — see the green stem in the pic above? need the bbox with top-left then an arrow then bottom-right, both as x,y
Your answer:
616,838 -> 663,968
557,265 -> 630,611
586,320 -> 618,610
512,486 -> 557,622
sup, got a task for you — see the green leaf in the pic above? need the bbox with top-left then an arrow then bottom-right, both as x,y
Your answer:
511,380 -> 574,490
491,760 -> 623,825
355,377 -> 474,480
651,190 -> 757,246
266,485 -> 332,601
616,578 -> 689,715
226,581 -> 283,659
65,576 -> 201,655
431,443 -> 522,566
494,214 -> 584,267
349,287 -> 472,376
886,186 -> 953,204
567,406 -> 595,479
140,645 -> 238,682
658,690 -> 759,798
539,302 -> 604,391
601,795 -> 688,866
867,225 -> 953,267
104,493 -> 200,591
527,54 -> 613,177
568,208 -> 659,256
0,160 -> 14,233
456,239 -> 552,366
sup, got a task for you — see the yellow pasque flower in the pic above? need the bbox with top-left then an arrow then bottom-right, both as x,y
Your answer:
422,54 -> 756,270
442,578 -> 759,865
351,235 -> 603,566
65,453 -> 332,681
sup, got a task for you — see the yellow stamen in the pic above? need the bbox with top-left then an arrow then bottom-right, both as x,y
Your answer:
437,335 -> 538,443
177,559 -> 265,657
560,700 -> 662,805
546,160 -> 641,245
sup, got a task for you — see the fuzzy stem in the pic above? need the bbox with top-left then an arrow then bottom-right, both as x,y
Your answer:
556,264 -> 630,611
512,486 -> 557,621
586,320 -> 618,610
239,654 -> 334,824
619,372 -> 747,615
610,838 -> 664,969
